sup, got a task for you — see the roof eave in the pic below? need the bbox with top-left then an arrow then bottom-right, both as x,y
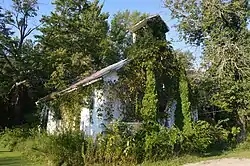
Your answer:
130,14 -> 167,33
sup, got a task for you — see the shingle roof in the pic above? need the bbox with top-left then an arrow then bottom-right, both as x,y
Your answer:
36,59 -> 129,104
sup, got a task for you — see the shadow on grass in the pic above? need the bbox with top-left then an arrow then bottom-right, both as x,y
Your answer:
0,151 -> 10,153
204,144 -> 239,158
0,148 -> 30,166
201,150 -> 225,157
0,156 -> 26,166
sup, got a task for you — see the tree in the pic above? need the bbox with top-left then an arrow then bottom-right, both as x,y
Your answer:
38,0 -> 112,91
0,0 -> 46,128
165,0 -> 250,139
175,50 -> 195,71
0,0 -> 42,94
0,0 -> 40,83
0,6 -> 14,96
37,0 -> 120,128
110,10 -> 149,59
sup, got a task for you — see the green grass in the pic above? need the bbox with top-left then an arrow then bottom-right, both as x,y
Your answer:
0,147 -> 42,166
0,147 -> 28,166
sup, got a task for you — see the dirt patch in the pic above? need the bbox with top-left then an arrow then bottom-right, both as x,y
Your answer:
184,158 -> 250,166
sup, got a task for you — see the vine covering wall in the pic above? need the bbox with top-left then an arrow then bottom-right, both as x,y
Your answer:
44,18 -> 193,134
179,69 -> 192,132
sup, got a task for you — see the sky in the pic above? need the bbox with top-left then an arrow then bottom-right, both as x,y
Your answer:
0,0 -> 202,66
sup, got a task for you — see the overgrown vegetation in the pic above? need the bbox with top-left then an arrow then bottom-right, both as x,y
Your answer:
0,120 -> 238,165
1,0 -> 250,166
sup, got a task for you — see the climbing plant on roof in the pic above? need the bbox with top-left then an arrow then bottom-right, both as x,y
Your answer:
116,26 -> 181,123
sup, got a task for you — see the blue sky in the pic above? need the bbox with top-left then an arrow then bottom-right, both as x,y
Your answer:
0,0 -> 201,65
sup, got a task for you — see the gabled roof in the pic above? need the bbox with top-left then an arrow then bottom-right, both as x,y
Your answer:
36,15 -> 168,104
70,59 -> 128,88
36,59 -> 129,104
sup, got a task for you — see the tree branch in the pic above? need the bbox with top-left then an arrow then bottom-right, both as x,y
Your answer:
23,23 -> 42,39
0,52 -> 16,71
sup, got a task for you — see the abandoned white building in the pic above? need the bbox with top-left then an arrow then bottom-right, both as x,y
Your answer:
36,15 -> 198,137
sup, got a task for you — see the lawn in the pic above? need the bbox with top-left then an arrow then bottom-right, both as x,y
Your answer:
0,147 -> 28,166
0,147 -> 43,166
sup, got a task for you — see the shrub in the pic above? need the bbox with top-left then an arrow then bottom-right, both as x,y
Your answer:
82,120 -> 231,164
0,121 -> 233,165
83,121 -> 138,165
182,120 -> 230,153
236,134 -> 250,151
144,126 -> 182,161
0,127 -> 33,151
142,120 -> 231,159
13,129 -> 85,166
36,130 -> 84,165
181,121 -> 214,153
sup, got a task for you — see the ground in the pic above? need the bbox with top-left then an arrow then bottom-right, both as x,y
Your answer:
184,158 -> 250,166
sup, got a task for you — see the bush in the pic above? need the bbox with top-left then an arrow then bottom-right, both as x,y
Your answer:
82,120 -> 231,164
142,120 -> 231,160
83,121 -> 138,165
0,120 -> 234,165
181,121 -> 214,153
25,129 -> 85,166
0,127 -> 33,151
236,134 -> 250,151
144,126 -> 182,161
1,128 -> 85,166
182,120 -> 230,153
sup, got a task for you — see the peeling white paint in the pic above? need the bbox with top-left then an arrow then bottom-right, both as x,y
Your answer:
80,107 -> 91,135
80,71 -> 123,138
46,110 -> 61,134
